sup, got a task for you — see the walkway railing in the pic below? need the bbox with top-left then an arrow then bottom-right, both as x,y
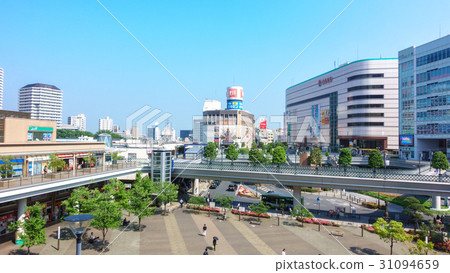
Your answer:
173,160 -> 450,183
0,160 -> 149,191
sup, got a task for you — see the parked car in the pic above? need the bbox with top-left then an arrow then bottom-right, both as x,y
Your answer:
227,184 -> 237,191
210,182 -> 218,189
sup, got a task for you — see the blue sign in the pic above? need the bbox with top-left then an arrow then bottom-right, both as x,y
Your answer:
227,100 -> 243,110
317,197 -> 320,204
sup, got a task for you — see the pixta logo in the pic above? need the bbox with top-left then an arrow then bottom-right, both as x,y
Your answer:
126,105 -> 172,135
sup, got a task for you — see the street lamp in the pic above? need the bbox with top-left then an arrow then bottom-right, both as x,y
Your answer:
65,214 -> 95,255
295,149 -> 299,174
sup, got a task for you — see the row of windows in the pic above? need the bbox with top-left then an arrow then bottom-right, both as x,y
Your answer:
347,73 -> 384,81
416,66 -> 450,83
417,123 -> 450,135
348,122 -> 384,127
400,60 -> 414,71
347,95 -> 384,101
416,47 -> 450,66
401,99 -> 414,110
401,87 -> 414,99
347,113 -> 384,118
347,85 -> 384,92
347,104 -> 384,110
416,80 -> 450,96
417,95 -> 450,108
417,109 -> 450,121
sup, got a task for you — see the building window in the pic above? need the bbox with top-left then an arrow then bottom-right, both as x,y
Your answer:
348,122 -> 384,127
347,113 -> 384,118
416,66 -> 450,83
347,95 -> 384,101
347,73 -> 384,81
347,104 -> 384,110
347,85 -> 384,92
416,48 -> 450,66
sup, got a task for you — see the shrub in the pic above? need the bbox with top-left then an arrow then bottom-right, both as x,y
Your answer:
362,201 -> 386,210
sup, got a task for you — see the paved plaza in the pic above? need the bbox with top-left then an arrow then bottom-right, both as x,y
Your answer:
0,205 -> 436,255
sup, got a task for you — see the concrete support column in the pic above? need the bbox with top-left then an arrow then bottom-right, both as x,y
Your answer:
431,195 -> 441,210
293,186 -> 302,209
193,179 -> 200,196
102,153 -> 106,172
16,198 -> 27,245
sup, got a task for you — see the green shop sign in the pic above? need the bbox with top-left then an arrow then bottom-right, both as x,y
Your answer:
28,126 -> 54,132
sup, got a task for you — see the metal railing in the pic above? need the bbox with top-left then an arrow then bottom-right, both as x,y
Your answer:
0,159 -> 150,191
173,160 -> 450,183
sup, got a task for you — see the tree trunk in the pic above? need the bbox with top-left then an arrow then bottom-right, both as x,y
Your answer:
102,228 -> 106,249
28,246 -> 30,255
138,217 -> 141,231
390,238 -> 393,255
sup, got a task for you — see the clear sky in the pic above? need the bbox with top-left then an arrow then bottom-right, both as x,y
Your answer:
1,0 -> 449,133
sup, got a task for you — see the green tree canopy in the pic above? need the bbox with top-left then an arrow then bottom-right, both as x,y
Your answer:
272,146 -> 287,166
90,191 -> 123,248
56,129 -> 95,139
95,130 -> 124,139
63,186 -> 99,215
47,154 -> 66,173
407,239 -> 435,255
127,176 -> 156,230
238,148 -> 249,155
226,145 -> 239,164
8,202 -> 46,255
188,196 -> 207,205
153,181 -> 179,213
249,142 -> 264,165
290,205 -> 313,226
368,150 -> 384,169
0,155 -> 16,178
309,148 -> 322,167
102,179 -> 130,210
402,197 -> 430,232
204,142 -> 218,163
373,218 -> 412,255
250,201 -> 269,221
214,194 -> 234,212
111,152 -> 124,164
338,148 -> 352,167
431,151 -> 449,175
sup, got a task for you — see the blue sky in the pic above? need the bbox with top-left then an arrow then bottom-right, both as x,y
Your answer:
1,0 -> 449,133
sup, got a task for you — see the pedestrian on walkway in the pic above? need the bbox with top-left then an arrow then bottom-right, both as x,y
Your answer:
180,199 -> 184,208
202,224 -> 207,236
203,248 -> 209,255
212,236 -> 218,251
282,248 -> 286,255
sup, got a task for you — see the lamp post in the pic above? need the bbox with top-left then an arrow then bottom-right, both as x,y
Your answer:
295,149 -> 299,174
65,214 -> 94,255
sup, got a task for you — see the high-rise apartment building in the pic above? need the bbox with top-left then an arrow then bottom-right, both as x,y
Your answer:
99,116 -> 113,131
18,83 -> 63,127
398,35 -> 450,160
0,68 -> 3,110
68,114 -> 86,131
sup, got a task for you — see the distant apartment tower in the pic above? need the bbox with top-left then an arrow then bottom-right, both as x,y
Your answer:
18,83 -> 63,127
398,35 -> 450,160
112,125 -> 120,133
0,68 -> 3,109
99,116 -> 113,131
68,114 -> 86,131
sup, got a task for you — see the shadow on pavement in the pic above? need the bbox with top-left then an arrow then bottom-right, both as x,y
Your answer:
349,246 -> 380,255
49,227 -> 74,240
9,249 -> 36,255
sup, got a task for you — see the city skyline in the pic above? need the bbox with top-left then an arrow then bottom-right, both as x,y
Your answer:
0,1 -> 449,132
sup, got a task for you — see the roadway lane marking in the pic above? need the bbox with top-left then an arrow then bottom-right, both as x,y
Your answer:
164,213 -> 189,254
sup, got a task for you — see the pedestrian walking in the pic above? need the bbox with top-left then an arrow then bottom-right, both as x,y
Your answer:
203,248 -> 209,255
180,199 -> 184,208
212,236 -> 219,251
282,248 -> 286,255
202,224 -> 207,236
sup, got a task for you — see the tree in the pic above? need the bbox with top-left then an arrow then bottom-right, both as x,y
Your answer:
368,150 -> 384,169
63,186 -> 99,215
95,130 -> 124,139
309,148 -> 322,167
153,181 -> 179,214
226,144 -> 239,165
102,179 -> 130,210
56,129 -> 95,139
127,176 -> 156,231
402,197 -> 430,232
188,196 -> 207,206
238,148 -> 249,155
214,194 -> 234,213
249,142 -> 264,165
290,205 -> 313,227
111,152 -> 124,164
0,155 -> 15,178
241,142 -> 246,148
325,151 -> 329,157
373,218 -> 412,255
407,239 -> 435,255
47,154 -> 66,173
431,151 -> 449,176
83,153 -> 96,168
90,191 -> 123,249
272,146 -> 286,166
250,201 -> 269,221
338,148 -> 352,170
204,142 -> 217,164
8,202 -> 46,255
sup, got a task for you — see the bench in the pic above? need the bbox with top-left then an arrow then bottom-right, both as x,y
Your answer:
217,215 -> 226,221
330,230 -> 344,237
250,221 -> 261,225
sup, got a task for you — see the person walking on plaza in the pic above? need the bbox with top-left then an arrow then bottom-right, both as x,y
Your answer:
202,224 -> 207,236
212,236 -> 218,251
282,248 -> 286,255
203,248 -> 209,255
180,198 -> 184,208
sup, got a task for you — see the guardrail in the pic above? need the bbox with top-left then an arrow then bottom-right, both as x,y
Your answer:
173,161 -> 450,183
0,160 -> 149,191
